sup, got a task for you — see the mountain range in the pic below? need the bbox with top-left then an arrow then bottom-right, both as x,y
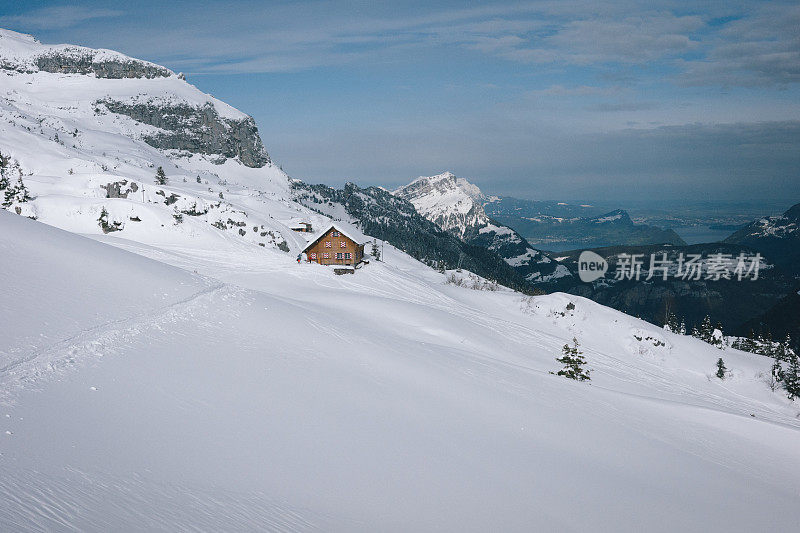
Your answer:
484,196 -> 687,250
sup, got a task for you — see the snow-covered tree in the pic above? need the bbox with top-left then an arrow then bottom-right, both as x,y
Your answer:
0,150 -> 10,191
715,358 -> 727,380
552,337 -> 590,381
692,315 -> 724,348
784,351 -> 800,401
664,311 -> 680,333
770,355 -> 785,389
1,183 -> 14,208
155,166 -> 168,185
371,239 -> 381,261
97,207 -> 122,233
3,176 -> 30,208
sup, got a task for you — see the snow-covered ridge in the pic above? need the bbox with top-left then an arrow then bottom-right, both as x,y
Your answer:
0,29 -> 172,79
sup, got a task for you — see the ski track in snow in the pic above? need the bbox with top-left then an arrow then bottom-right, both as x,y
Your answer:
0,281 -> 228,405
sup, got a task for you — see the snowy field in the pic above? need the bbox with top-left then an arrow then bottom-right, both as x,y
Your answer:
2,211 -> 800,532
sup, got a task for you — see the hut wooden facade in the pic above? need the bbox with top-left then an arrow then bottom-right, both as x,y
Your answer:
302,224 -> 365,266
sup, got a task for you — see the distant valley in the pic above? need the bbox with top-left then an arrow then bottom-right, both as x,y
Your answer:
483,196 -> 686,251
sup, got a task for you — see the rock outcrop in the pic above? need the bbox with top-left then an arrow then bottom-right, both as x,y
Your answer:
99,99 -> 271,168
34,50 -> 172,78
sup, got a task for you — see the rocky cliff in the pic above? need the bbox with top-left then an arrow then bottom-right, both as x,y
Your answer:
99,99 -> 270,168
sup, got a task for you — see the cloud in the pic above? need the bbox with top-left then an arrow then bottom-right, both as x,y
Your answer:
526,85 -> 621,96
587,101 -> 659,112
678,4 -> 800,87
10,1 -> 797,91
0,6 -> 123,31
480,12 -> 704,66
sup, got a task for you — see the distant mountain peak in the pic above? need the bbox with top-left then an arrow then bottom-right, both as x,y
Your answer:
392,172 -> 566,282
783,202 -> 800,222
393,172 -> 489,237
591,209 -> 633,225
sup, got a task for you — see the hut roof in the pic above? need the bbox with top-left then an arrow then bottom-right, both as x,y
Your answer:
301,222 -> 367,253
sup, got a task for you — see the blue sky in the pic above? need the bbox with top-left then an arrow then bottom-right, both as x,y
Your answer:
1,0 -> 798,205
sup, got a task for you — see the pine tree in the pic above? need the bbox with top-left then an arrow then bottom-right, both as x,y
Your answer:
155,166 -> 167,185
715,358 -> 727,379
771,355 -> 784,388
2,179 -> 17,208
763,332 -> 775,358
97,207 -> 122,233
0,150 -> 10,191
784,351 -> 800,401
11,176 -> 31,203
665,311 -> 679,333
781,334 -> 794,361
552,337 -> 590,381
700,315 -> 714,343
98,207 -> 109,229
371,239 -> 381,261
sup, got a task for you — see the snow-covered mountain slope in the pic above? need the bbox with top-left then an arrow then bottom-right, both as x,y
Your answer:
3,210 -> 800,532
0,28 -> 329,259
394,172 -> 569,282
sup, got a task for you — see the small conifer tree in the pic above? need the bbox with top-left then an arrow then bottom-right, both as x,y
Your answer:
715,358 -> 727,379
11,176 -> 31,203
699,315 -> 714,343
784,351 -> 800,401
155,166 -> 167,185
98,207 -> 110,229
771,355 -> 785,388
97,207 -> 122,233
552,337 -> 590,381
2,183 -> 14,208
371,239 -> 381,261
665,311 -> 679,332
0,150 -> 10,191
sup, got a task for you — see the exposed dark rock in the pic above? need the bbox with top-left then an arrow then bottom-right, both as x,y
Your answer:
101,180 -> 138,198
33,51 -> 171,78
98,99 -> 270,168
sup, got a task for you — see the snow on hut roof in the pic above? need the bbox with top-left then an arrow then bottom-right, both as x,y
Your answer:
301,221 -> 367,252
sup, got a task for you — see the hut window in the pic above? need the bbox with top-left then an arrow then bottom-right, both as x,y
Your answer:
323,252 -> 330,259
345,253 -> 351,259
310,252 -> 317,259
340,241 -> 347,248
336,253 -> 343,259
325,241 -> 331,248
332,231 -> 340,237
